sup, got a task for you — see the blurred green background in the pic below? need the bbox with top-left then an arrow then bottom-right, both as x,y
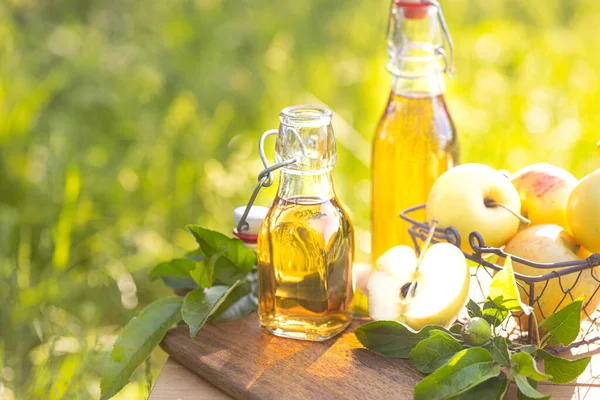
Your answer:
1,0 -> 600,398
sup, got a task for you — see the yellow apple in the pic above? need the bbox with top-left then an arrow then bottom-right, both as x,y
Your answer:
510,163 -> 577,229
427,163 -> 522,251
504,224 -> 600,323
567,169 -> 600,253
367,243 -> 469,330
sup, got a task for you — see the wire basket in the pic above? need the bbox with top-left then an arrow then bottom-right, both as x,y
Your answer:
400,204 -> 600,352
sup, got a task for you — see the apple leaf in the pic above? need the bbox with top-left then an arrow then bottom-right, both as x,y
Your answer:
482,299 -> 509,327
354,321 -> 451,358
409,330 -> 463,373
489,256 -> 533,315
447,372 -> 508,400
209,281 -> 257,323
186,225 -> 256,272
449,323 -> 464,335
514,373 -> 549,399
149,258 -> 196,279
511,352 -> 552,381
539,297 -> 584,347
190,248 -> 229,288
182,282 -> 240,338
518,345 -> 538,354
100,297 -> 183,400
467,299 -> 483,318
484,336 -> 511,367
413,348 -> 501,400
537,349 -> 591,384
159,276 -> 199,291
185,248 -> 204,262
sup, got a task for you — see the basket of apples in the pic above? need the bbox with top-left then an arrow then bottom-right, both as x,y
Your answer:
356,162 -> 600,399
370,162 -> 600,349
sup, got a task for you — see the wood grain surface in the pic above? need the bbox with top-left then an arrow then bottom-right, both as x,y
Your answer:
159,314 -> 422,400
155,311 -> 600,400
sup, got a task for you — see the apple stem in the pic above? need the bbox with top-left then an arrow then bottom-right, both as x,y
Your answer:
407,220 -> 439,298
532,314 -> 542,347
417,220 -> 438,268
486,201 -> 531,226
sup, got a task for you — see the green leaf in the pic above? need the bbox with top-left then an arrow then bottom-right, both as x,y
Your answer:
160,276 -> 199,291
190,248 -> 228,288
484,336 -> 511,367
409,330 -> 463,373
467,299 -> 483,318
185,248 -> 204,262
449,324 -> 463,335
482,299 -> 510,327
354,321 -> 450,358
447,372 -> 508,400
100,297 -> 183,400
212,259 -> 248,285
518,345 -> 538,354
413,348 -> 501,400
511,352 -> 552,381
186,225 -> 256,272
489,256 -> 533,315
210,281 -> 258,323
181,282 -> 240,338
190,262 -> 213,288
539,298 -> 583,347
514,373 -> 549,399
149,258 -> 196,279
537,349 -> 590,384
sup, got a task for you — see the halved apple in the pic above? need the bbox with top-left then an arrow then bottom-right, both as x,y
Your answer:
367,243 -> 470,330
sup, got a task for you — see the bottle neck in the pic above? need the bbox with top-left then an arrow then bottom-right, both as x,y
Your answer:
277,170 -> 335,201
391,70 -> 445,96
387,2 -> 450,97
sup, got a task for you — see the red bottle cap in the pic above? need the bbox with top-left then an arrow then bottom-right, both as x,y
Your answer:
396,1 -> 430,20
232,205 -> 267,245
232,229 -> 258,244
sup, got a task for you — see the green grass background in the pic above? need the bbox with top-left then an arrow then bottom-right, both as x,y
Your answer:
1,0 -> 599,398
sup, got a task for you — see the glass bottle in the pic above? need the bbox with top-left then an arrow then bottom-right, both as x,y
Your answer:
257,105 -> 354,341
371,0 -> 459,264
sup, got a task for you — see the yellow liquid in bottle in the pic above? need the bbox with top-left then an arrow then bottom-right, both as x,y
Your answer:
372,92 -> 459,264
257,195 -> 354,341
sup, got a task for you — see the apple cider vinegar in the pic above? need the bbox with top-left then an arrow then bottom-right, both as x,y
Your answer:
256,105 -> 354,341
258,196 -> 353,340
371,1 -> 459,264
372,92 -> 458,262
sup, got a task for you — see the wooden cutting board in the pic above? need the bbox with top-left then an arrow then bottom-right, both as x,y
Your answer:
160,313 -> 423,400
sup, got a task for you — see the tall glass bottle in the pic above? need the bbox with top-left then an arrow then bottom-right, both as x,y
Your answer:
371,0 -> 459,264
257,105 -> 354,341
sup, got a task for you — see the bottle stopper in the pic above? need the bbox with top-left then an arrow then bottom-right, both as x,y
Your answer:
396,0 -> 429,20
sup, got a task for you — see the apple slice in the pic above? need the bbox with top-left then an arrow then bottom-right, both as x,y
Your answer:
367,243 -> 470,330
367,246 -> 417,321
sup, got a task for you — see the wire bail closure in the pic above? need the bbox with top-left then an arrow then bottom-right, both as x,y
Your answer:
391,0 -> 455,79
236,128 -> 304,233
426,0 -> 455,77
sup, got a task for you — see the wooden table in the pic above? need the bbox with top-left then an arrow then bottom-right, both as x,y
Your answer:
149,358 -> 230,400
149,338 -> 600,399
150,356 -> 600,400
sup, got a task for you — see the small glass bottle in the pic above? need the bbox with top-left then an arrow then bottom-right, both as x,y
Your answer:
371,0 -> 460,264
257,105 -> 354,341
